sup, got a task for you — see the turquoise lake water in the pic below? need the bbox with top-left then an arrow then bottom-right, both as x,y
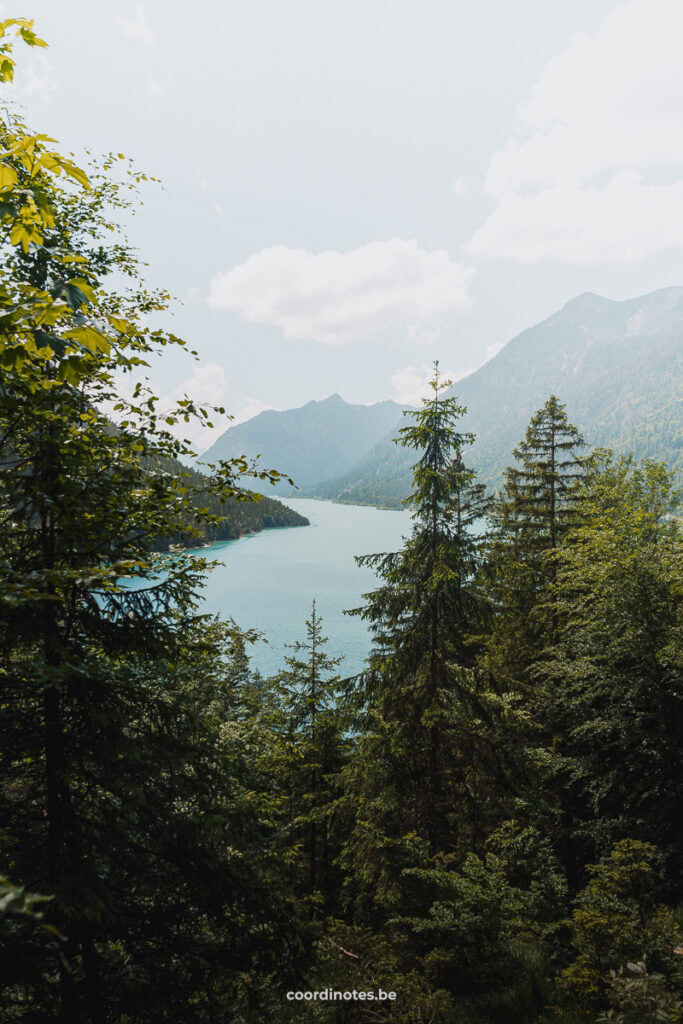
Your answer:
194,498 -> 412,677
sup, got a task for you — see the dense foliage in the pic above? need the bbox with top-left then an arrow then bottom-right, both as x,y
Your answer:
1,21 -> 682,1024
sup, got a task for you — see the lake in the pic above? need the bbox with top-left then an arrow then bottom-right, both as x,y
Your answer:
194,497 -> 412,677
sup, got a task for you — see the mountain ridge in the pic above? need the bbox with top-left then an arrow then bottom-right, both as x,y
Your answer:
308,286 -> 682,506
201,393 -> 406,496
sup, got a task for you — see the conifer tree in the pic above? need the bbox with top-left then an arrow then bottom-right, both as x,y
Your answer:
352,364 -> 489,704
272,603 -> 348,910
483,395 -> 587,691
502,394 -> 586,552
339,364 -> 495,920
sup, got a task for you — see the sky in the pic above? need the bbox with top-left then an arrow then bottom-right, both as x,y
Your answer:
5,0 -> 683,450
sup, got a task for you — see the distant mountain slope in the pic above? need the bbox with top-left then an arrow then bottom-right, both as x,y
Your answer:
200,394 -> 405,496
311,287 -> 683,507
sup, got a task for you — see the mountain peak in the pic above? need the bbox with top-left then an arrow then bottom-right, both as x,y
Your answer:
201,388 -> 405,489
311,284 -> 681,505
559,291 -> 614,314
558,285 -> 683,320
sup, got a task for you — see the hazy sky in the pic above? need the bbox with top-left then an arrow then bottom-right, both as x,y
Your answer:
6,0 -> 683,449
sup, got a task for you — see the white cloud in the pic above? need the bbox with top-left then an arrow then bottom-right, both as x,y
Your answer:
453,176 -> 468,197
484,340 -> 505,361
147,73 -> 163,98
5,50 -> 56,111
22,52 -> 55,103
468,0 -> 683,264
172,364 -> 275,451
207,239 -> 472,345
390,341 -> 506,407
390,366 -> 429,407
231,397 -> 274,425
98,363 -> 273,453
170,363 -> 230,450
390,364 -> 460,407
471,172 -> 683,264
174,362 -> 229,410
116,5 -> 156,45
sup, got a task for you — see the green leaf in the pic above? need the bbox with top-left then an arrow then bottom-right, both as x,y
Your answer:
63,325 -> 110,354
67,277 -> 97,304
0,162 -> 18,190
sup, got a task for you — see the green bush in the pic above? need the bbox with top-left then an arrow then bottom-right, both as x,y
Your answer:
560,840 -> 680,1005
596,960 -> 683,1023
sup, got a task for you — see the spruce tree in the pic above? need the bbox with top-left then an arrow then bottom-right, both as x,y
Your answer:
329,371 -> 544,1011
352,364 -> 490,704
480,398 -> 591,890
339,363 -> 495,920
272,603 -> 348,910
484,395 -> 587,692
503,394 -> 586,552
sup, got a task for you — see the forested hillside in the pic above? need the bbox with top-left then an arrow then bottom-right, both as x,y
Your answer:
1,23 -> 682,1024
149,457 -> 308,549
201,392 -> 404,495
310,288 -> 683,506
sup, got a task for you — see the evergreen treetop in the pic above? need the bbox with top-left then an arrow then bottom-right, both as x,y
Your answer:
498,394 -> 587,553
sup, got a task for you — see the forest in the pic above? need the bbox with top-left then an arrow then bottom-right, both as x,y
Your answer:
144,455 -> 308,552
1,19 -> 682,1024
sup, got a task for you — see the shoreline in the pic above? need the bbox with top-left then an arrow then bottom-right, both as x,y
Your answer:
276,493 -> 406,513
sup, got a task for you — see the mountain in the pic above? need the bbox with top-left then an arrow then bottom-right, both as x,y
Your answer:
310,287 -> 683,507
200,393 -> 405,496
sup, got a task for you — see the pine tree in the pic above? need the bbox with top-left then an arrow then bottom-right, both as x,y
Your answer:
272,603 -> 349,911
483,395 -> 587,692
477,398 -> 588,890
503,394 -> 587,552
339,364 -> 496,924
352,365 -> 490,705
